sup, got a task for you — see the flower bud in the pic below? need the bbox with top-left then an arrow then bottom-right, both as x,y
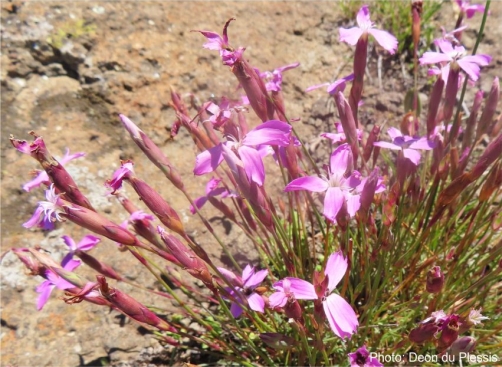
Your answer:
409,322 -> 439,344
426,266 -> 444,293
476,77 -> 500,140
96,276 -> 177,332
447,336 -> 476,357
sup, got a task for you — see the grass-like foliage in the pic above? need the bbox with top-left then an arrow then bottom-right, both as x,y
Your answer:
9,1 -> 501,366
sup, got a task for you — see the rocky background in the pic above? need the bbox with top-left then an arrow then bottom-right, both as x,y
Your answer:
1,1 -> 500,366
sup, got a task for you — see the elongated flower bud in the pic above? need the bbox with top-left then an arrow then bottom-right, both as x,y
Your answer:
116,195 -> 164,249
468,133 -> 502,181
363,125 -> 380,163
75,250 -> 123,280
119,114 -> 184,190
334,92 -> 359,161
96,276 -> 177,332
232,58 -> 274,122
479,163 -> 502,202
476,77 -> 500,140
463,90 -> 483,151
11,248 -> 46,276
349,33 -> 368,125
426,77 -> 445,137
409,322 -> 438,343
443,67 -> 460,123
158,228 -> 213,288
129,177 -> 185,236
10,134 -> 95,211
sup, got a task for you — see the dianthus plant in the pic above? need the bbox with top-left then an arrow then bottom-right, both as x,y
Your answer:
9,2 -> 501,366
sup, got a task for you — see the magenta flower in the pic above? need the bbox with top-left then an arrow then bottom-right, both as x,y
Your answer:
321,122 -> 362,144
306,74 -> 354,95
258,62 -> 300,92
36,258 -> 81,310
270,251 -> 358,339
23,185 -> 67,229
218,264 -> 268,318
373,128 -> 436,166
285,144 -> 362,222
190,178 -> 234,214
419,40 -> 491,82
205,99 -> 233,129
339,5 -> 398,54
194,120 -> 292,186
348,345 -> 383,367
197,19 -> 244,66
22,148 -> 85,192
61,234 -> 100,265
456,0 -> 485,19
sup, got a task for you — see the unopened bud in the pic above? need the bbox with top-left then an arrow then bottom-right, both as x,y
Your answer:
426,266 -> 444,294
447,336 -> 476,357
409,322 -> 439,344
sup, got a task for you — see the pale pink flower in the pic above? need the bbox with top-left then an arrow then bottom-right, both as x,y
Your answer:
339,5 -> 398,54
270,251 -> 358,338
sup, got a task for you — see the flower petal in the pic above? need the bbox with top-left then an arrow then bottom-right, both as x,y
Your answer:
408,137 -> 435,150
269,291 -> 288,308
36,281 -> 54,310
245,269 -> 268,289
242,120 -> 292,147
403,148 -> 422,165
247,292 -> 265,313
323,187 -> 344,222
325,251 -> 348,291
345,193 -> 361,218
77,235 -> 100,251
273,277 -> 317,300
285,176 -> 329,192
330,144 -> 351,177
194,144 -> 224,175
373,141 -> 402,150
339,27 -> 364,46
419,51 -> 452,65
368,29 -> 398,54
323,294 -> 358,339
239,145 -> 265,186
356,5 -> 372,29
230,302 -> 244,318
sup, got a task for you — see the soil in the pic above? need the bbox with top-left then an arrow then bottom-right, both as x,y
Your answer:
1,1 -> 500,366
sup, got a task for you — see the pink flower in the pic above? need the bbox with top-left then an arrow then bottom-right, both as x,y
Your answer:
194,120 -> 292,186
321,122 -> 363,144
190,177 -> 234,214
205,99 -> 233,129
61,234 -> 100,265
258,62 -> 300,92
270,251 -> 358,339
419,40 -> 491,81
36,258 -> 81,310
196,18 -> 244,66
23,185 -> 67,228
373,127 -> 436,166
218,264 -> 268,318
306,74 -> 354,95
339,5 -> 398,54
456,0 -> 485,19
348,345 -> 383,367
285,144 -> 362,222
